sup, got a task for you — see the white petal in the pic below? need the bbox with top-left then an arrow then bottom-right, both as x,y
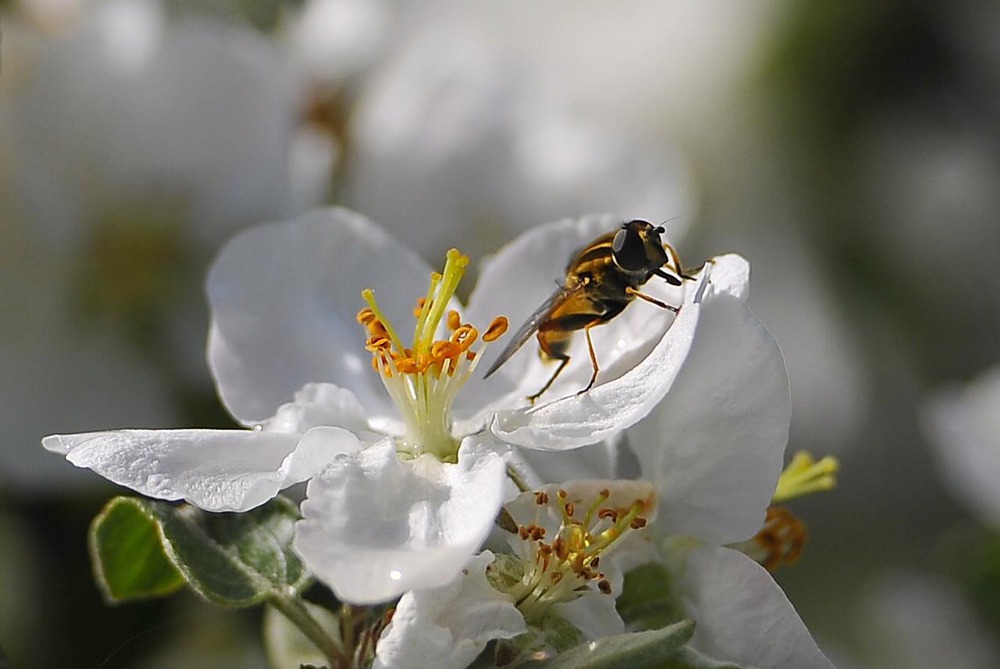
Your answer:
489,293 -> 700,451
294,438 -> 506,604
263,382 -> 371,436
678,546 -> 833,669
702,253 -> 751,301
628,292 -> 789,545
552,590 -> 624,641
372,551 -> 526,669
42,429 -> 303,512
206,207 -> 433,425
508,438 -> 626,489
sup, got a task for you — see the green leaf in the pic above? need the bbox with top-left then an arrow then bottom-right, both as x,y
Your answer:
618,562 -> 685,629
494,615 -> 584,666
89,495 -> 309,607
538,620 -> 695,669
89,497 -> 185,602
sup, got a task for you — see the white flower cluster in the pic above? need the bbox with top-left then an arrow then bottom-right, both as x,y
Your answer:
44,207 -> 833,668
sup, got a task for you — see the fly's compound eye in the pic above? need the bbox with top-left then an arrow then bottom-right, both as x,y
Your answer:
612,226 -> 649,271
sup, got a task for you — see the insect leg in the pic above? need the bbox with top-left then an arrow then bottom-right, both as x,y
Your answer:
527,355 -> 570,404
578,322 -> 600,395
625,286 -> 680,313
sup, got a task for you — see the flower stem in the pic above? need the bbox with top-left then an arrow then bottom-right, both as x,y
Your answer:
506,463 -> 530,492
269,594 -> 347,668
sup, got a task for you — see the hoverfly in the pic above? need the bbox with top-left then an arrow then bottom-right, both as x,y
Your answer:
483,219 -> 690,402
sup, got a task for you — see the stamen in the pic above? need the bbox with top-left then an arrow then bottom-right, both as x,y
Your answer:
752,506 -> 807,571
506,487 -> 653,622
356,248 -> 508,459
483,317 -> 509,342
361,288 -> 406,354
773,451 -> 840,503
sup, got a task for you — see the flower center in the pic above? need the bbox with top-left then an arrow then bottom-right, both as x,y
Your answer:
505,488 -> 651,623
357,248 -> 508,459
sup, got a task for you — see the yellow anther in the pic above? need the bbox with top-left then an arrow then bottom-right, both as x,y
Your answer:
413,297 -> 427,319
357,307 -> 378,326
483,316 -> 509,342
773,451 -> 840,503
447,310 -> 462,331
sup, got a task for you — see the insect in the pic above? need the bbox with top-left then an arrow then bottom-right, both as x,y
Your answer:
483,219 -> 690,402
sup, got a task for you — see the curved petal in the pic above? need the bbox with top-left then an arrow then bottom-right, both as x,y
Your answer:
372,551 -> 526,669
206,207 -> 434,425
678,546 -> 833,669
42,429 -> 303,512
628,292 -> 789,545
487,255 -> 749,451
488,294 -> 700,451
294,438 -> 506,604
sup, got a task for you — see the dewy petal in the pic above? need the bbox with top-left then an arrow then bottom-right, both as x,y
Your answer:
677,546 -> 833,669
372,551 -> 526,669
293,437 -> 507,604
206,207 -> 435,425
42,429 -> 302,512
627,291 -> 790,545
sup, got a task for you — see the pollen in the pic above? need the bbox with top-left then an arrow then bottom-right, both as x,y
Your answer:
357,248 -> 508,458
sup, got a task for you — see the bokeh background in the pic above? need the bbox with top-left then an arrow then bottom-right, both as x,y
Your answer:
2,0 -> 999,667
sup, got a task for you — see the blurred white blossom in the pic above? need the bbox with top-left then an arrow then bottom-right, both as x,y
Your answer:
922,363 -> 1000,525
345,18 -> 692,264
861,572 -> 1000,669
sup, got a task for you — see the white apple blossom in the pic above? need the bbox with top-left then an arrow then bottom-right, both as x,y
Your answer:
44,206 -> 731,604
372,480 -> 657,668
922,363 -> 1000,525
509,263 -> 835,668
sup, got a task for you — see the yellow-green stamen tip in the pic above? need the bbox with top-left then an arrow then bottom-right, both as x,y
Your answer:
773,451 -> 840,503
356,249 -> 506,460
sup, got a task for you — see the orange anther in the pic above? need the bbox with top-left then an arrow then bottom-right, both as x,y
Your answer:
483,316 -> 509,342
447,310 -> 462,331
395,358 -> 420,375
450,325 -> 478,349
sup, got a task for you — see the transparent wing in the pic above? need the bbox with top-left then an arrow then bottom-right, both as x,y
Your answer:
482,282 -> 585,378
